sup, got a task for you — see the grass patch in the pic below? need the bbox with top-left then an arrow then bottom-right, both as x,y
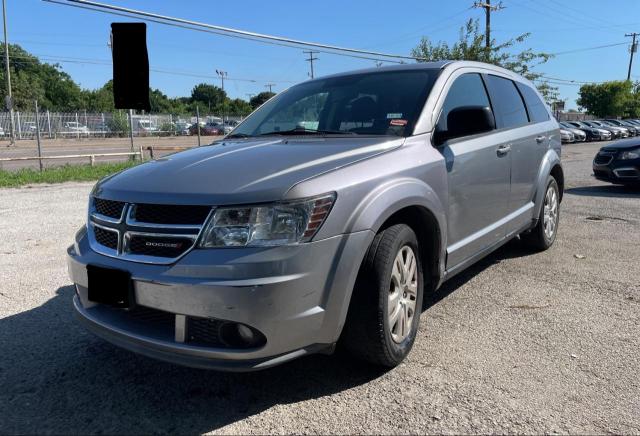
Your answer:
0,161 -> 140,188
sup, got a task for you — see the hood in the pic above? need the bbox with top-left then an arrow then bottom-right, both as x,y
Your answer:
93,136 -> 404,205
601,137 -> 640,151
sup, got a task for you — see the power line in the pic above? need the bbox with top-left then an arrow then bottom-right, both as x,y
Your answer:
550,41 -> 628,56
42,0 -> 422,63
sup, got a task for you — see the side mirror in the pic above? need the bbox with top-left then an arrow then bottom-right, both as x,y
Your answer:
434,106 -> 495,145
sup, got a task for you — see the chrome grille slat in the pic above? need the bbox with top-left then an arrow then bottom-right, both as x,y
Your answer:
88,197 -> 213,264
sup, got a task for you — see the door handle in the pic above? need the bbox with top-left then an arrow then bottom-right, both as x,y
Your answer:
497,144 -> 511,156
536,135 -> 547,143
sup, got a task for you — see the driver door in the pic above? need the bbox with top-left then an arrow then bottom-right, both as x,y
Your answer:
436,72 -> 511,270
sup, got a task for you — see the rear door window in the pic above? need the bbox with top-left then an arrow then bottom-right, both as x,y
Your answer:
485,75 -> 529,129
516,83 -> 550,123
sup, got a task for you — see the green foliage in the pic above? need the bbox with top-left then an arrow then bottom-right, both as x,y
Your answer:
0,43 -> 84,111
190,83 -> 226,112
410,19 -> 558,104
107,111 -> 130,136
577,80 -> 638,118
250,92 -> 276,109
0,44 -> 254,115
0,161 -> 139,188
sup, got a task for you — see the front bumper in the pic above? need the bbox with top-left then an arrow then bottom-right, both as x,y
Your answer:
68,227 -> 374,370
593,157 -> 640,184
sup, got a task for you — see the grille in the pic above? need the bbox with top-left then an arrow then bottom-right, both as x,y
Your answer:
126,306 -> 175,329
94,198 -> 125,219
594,153 -> 614,165
128,235 -> 193,258
133,203 -> 211,225
187,317 -> 225,347
94,226 -> 118,249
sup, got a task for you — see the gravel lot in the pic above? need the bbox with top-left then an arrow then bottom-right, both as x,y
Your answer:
0,141 -> 638,434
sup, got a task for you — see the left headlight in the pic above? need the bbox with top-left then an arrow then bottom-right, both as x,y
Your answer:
198,193 -> 336,248
620,150 -> 640,160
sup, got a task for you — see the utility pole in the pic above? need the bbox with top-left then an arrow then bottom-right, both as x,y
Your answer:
625,32 -> 639,81
303,50 -> 318,79
2,0 -> 15,146
473,1 -> 504,51
215,69 -> 227,122
264,83 -> 275,93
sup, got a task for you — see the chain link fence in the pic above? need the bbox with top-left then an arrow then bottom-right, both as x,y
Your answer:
0,110 -> 246,140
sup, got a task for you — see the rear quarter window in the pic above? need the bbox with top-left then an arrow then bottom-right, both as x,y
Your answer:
516,82 -> 550,123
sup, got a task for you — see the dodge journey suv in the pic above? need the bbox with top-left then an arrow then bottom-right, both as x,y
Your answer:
68,61 -> 563,370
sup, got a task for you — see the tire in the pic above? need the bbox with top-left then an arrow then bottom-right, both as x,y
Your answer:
522,176 -> 560,251
341,224 -> 424,367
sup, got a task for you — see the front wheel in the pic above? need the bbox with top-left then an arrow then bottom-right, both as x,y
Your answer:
522,176 -> 560,251
341,224 -> 424,367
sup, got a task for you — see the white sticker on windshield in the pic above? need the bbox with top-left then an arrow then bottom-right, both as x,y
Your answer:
387,113 -> 402,119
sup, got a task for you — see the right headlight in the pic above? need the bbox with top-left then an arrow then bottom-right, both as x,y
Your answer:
620,150 -> 640,160
198,193 -> 336,248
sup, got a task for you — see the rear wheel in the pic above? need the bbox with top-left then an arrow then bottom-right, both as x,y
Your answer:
522,176 -> 560,251
341,224 -> 424,367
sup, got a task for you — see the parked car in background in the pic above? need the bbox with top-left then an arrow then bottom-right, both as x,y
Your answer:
567,121 -> 611,141
593,137 -> 640,185
188,121 -> 207,136
94,123 -> 111,135
559,122 -> 586,142
605,119 -> 638,136
582,120 -> 621,139
138,120 -> 158,133
23,122 -> 38,133
0,126 -> 5,137
174,121 -> 191,136
560,129 -> 575,143
593,120 -> 629,138
68,61 -> 563,371
63,122 -> 89,136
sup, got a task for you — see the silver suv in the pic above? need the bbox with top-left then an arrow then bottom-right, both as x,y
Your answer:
67,61 -> 563,370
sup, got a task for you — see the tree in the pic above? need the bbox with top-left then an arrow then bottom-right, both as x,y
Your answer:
250,92 -> 275,109
0,43 -> 84,111
190,83 -> 226,112
577,81 -> 635,118
411,19 -> 558,104
227,98 -> 253,116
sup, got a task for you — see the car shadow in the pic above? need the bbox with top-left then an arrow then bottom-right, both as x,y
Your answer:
565,185 -> 640,198
423,238 -> 535,310
1,238 -> 534,434
0,285 -> 389,434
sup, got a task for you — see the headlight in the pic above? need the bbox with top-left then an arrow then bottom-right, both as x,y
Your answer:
198,193 -> 336,248
620,150 -> 640,160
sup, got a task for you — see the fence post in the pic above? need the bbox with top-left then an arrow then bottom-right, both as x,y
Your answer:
90,155 -> 95,167
101,112 -> 105,138
128,109 -> 135,160
46,110 -> 52,139
35,101 -> 43,172
84,110 -> 88,137
75,112 -> 80,139
170,114 -> 173,136
196,105 -> 201,147
16,111 -> 21,139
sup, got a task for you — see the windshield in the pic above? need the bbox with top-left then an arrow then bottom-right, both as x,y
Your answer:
231,69 -> 439,138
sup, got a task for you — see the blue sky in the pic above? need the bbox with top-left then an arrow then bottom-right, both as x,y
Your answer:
7,0 -> 640,108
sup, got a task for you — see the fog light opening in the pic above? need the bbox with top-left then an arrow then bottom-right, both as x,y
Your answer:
218,322 -> 266,349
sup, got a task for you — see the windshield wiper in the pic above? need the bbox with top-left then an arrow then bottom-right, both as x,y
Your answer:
225,133 -> 252,139
258,127 -> 357,136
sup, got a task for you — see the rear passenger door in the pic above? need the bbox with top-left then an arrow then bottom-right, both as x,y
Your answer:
484,75 -> 547,235
436,72 -> 511,269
